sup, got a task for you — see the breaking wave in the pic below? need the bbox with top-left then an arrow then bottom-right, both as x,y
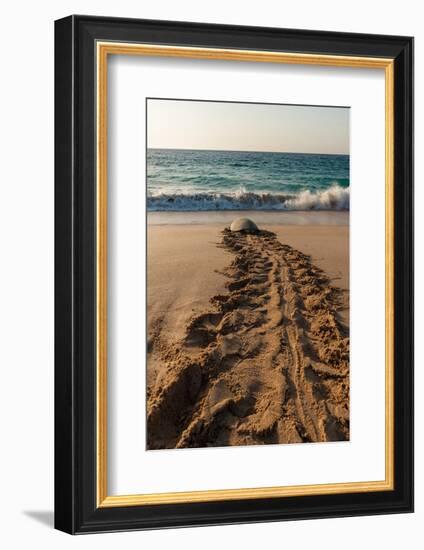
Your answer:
147,184 -> 349,211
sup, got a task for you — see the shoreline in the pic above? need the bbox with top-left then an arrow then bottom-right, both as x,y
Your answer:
147,210 -> 349,226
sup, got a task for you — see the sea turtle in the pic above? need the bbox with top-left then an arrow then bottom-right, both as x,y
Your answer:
230,217 -> 258,233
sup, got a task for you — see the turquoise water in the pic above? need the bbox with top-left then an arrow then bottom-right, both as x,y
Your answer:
147,149 -> 349,211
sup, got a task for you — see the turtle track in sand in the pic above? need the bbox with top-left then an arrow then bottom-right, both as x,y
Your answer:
147,229 -> 349,449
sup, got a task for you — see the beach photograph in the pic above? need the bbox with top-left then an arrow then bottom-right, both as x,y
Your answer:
146,98 -> 350,450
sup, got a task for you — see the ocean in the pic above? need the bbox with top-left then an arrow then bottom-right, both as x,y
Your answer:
147,149 -> 349,212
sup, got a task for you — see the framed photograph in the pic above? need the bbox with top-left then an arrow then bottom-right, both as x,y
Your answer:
54,15 -> 413,534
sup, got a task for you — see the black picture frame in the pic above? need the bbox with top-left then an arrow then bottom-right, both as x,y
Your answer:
55,14 -> 414,534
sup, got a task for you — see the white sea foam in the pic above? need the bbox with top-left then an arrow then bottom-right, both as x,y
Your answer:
284,185 -> 350,211
147,184 -> 349,212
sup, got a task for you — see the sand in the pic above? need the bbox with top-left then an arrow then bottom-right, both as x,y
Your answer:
147,212 -> 349,449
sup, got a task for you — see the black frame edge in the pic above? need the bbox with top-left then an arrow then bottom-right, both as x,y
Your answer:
393,35 -> 414,514
54,15 -> 76,535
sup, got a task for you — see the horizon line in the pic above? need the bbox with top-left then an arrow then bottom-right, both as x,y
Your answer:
147,147 -> 349,156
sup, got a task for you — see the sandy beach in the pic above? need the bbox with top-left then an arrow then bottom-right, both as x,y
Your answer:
146,211 -> 349,449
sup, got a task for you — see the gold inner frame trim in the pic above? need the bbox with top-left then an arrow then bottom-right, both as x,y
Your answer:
96,41 -> 395,508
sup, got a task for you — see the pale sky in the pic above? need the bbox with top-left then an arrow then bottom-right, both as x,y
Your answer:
147,99 -> 349,155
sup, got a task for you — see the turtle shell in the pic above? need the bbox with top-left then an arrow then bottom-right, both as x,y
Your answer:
230,217 -> 258,233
